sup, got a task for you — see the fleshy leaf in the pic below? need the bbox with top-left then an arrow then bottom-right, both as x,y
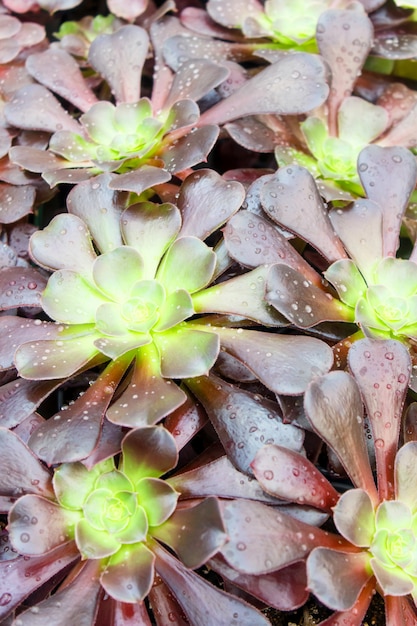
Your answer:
151,497 -> 226,568
15,331 -> 103,380
185,374 -> 304,475
121,426 -> 178,484
395,441 -> 417,511
333,489 -> 375,547
224,210 -> 322,285
199,53 -> 329,125
0,266 -> 47,310
260,165 -> 347,263
151,539 -> 271,626
348,338 -> 411,500
0,378 -> 61,429
0,542 -> 79,623
165,58 -> 229,107
307,548 -> 372,611
156,237 -> 216,294
75,518 -> 121,559
106,345 -> 187,427
161,125 -> 219,174
136,477 -> 178,527
153,325 -> 220,379
357,145 -> 417,257
329,200 -> 383,282
0,428 -> 54,501
215,327 -> 334,395
42,271 -> 107,324
28,355 -> 131,464
266,264 -> 354,327
316,8 -> 373,133
67,173 -> 127,253
26,48 -> 98,112
53,458 -> 114,510
323,259 -> 367,308
220,499 -> 345,575
101,542 -> 155,603
370,557 -> 415,597
252,444 -> 339,513
193,264 -> 288,326
121,202 -> 181,279
177,169 -> 245,240
92,247 -> 144,301
88,25 -> 149,104
304,370 -> 378,503
30,213 -> 97,278
8,494 -> 79,554
13,559 -> 102,626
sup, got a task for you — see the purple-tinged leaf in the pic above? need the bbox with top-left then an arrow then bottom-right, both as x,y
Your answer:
0,378 -> 60,428
28,354 -> 131,464
8,146 -> 67,174
0,266 -> 46,310
164,386 -> 208,451
185,374 -> 303,475
107,346 -> 187,427
26,48 -> 98,112
148,577 -> 188,626
357,145 -> 417,257
168,454 -> 279,504
108,165 -> 171,194
5,84 -> 80,134
107,0 -> 148,21
333,489 -> 375,547
42,168 -> 97,187
96,596 -> 153,626
66,173 -> 128,253
151,497 -> 227,568
379,100 -> 417,151
225,116 -> 291,152
372,33 -> 417,60
348,338 -> 410,500
220,499 -> 348,575
30,213 -> 96,278
199,53 -> 329,126
260,166 -> 347,263
0,183 -> 36,224
0,542 -> 79,622
385,595 -> 417,626
0,316 -> 62,371
193,264 -> 287,326
318,579 -> 375,625
121,425 -> 178,483
209,555 -> 309,611
161,125 -> 219,173
151,539 -> 271,626
15,559 -> 102,626
316,9 -> 373,134
0,428 -> 53,501
206,0 -> 263,28
266,264 -> 354,327
329,199 -> 383,281
165,59 -> 229,108
82,419 -> 124,470
163,34 -> 252,69
13,412 -> 45,444
88,26 -> 149,104
224,211 -> 322,285
101,542 -> 155,603
15,331 -> 103,380
304,370 -> 378,503
395,441 -> 417,511
157,236 -> 216,293
8,494 -> 78,554
215,326 -> 334,395
371,555 -> 414,597
307,548 -> 372,611
252,444 -> 339,513
178,169 -> 244,240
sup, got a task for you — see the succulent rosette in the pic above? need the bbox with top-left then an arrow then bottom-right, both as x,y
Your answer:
276,97 -> 389,195
205,0 -> 332,50
6,425 -> 228,604
325,257 -> 417,340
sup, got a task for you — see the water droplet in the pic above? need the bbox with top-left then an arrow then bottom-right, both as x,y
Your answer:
263,470 -> 274,480
0,593 -> 12,606
237,542 -> 246,551
384,352 -> 394,360
20,533 -> 30,543
375,438 -> 385,448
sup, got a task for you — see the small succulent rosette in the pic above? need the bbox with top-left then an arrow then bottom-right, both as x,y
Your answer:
331,446 -> 417,602
7,425 -> 226,603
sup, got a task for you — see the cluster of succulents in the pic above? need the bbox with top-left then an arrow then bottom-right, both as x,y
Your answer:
1,1 -> 417,625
